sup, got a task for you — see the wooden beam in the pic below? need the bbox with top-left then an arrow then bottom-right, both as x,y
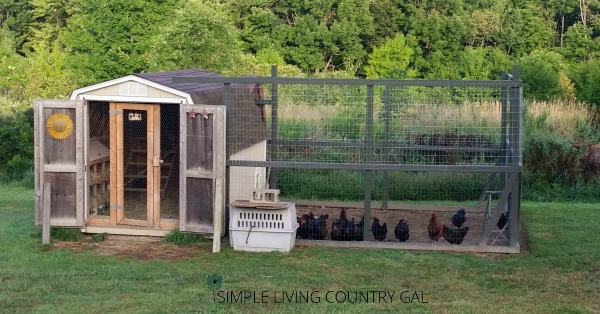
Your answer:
42,182 -> 51,244
153,105 -> 161,228
82,226 -> 170,237
213,178 -> 223,253
109,102 -> 118,226
295,239 -> 520,254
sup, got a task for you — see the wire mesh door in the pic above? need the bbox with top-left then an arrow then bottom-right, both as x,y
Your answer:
110,103 -> 161,227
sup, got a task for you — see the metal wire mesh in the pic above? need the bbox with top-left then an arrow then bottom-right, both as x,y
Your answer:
175,73 -> 523,250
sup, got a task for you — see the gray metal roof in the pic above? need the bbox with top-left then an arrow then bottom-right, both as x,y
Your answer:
135,69 -> 267,155
134,68 -> 223,95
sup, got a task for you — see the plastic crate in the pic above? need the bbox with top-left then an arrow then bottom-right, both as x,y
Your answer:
229,201 -> 299,252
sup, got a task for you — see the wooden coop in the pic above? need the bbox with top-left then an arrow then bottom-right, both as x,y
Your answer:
34,69 -> 267,242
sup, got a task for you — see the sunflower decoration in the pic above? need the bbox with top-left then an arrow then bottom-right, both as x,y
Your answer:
46,113 -> 74,140
207,273 -> 223,292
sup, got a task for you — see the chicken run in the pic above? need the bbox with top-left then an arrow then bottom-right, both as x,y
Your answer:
294,205 -> 491,246
176,66 -> 523,253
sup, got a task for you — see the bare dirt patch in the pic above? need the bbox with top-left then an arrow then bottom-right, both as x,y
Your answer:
52,235 -> 209,260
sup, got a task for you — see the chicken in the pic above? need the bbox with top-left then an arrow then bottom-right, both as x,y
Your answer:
353,215 -> 365,241
452,208 -> 466,228
427,212 -> 443,243
308,214 -> 329,240
330,219 -> 340,241
371,217 -> 387,241
296,213 -> 311,239
336,208 -> 354,241
497,212 -> 509,230
394,217 -> 409,242
441,225 -> 470,244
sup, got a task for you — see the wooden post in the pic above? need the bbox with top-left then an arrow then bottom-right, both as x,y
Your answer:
42,182 -> 51,244
212,178 -> 223,253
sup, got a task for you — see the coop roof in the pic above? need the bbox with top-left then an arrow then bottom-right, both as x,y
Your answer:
70,69 -> 267,155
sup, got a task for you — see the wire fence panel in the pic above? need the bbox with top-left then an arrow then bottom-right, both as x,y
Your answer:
174,68 -> 523,252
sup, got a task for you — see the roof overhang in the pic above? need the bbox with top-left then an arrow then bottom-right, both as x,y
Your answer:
69,75 -> 194,104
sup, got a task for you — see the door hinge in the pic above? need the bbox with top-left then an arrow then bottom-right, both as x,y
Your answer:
109,110 -> 123,115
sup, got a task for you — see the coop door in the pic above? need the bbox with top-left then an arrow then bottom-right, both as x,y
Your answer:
179,105 -> 226,233
109,103 -> 161,227
34,100 -> 85,227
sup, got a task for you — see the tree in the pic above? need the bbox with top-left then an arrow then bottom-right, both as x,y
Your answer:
61,0 -> 178,85
520,58 -> 563,101
470,9 -> 502,47
570,59 -> 600,107
144,0 -> 243,74
497,3 -> 555,58
23,0 -> 74,53
364,33 -> 416,79
562,22 -> 596,62
0,0 -> 32,52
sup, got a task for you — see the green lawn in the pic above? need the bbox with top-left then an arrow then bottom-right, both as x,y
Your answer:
0,185 -> 599,313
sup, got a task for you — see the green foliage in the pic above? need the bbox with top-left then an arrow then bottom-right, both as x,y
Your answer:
145,0 -> 243,75
162,229 -> 208,246
570,59 -> 600,107
62,0 -> 178,85
92,233 -> 107,242
50,228 -> 84,241
364,33 -> 416,79
0,101 -> 34,183
520,60 -> 564,101
562,23 -> 596,62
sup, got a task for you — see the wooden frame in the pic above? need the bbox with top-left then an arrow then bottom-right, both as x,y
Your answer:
109,103 -> 161,228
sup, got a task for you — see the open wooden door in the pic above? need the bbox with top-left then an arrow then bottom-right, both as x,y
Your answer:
109,103 -> 161,227
34,100 -> 85,227
179,105 -> 226,234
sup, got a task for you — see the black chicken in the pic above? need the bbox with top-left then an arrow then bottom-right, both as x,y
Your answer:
353,215 -> 365,241
441,225 -> 470,244
371,217 -> 387,241
394,218 -> 409,242
296,213 -> 311,239
309,214 -> 329,240
330,219 -> 340,241
452,208 -> 466,228
497,212 -> 509,230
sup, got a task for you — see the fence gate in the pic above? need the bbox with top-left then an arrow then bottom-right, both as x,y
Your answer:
34,100 -> 85,227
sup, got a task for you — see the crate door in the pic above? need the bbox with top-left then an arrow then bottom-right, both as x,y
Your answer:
179,105 -> 225,233
34,100 -> 85,227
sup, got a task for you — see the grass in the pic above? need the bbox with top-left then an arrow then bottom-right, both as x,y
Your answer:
1,184 -> 599,313
162,230 -> 210,246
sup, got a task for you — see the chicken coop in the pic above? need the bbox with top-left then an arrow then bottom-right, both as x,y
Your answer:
34,69 -> 267,242
174,65 -> 524,254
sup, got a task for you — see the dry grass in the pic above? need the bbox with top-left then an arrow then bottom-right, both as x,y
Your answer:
526,100 -> 594,137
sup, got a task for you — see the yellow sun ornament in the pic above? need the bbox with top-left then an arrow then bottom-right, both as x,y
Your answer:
46,113 -> 74,140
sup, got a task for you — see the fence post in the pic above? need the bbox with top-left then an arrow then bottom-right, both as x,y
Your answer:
42,182 -> 51,244
382,86 -> 391,211
364,85 -> 374,240
509,65 -> 523,247
268,65 -> 279,189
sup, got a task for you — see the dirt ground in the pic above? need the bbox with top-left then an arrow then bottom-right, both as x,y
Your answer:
294,205 -> 506,246
52,235 -> 208,260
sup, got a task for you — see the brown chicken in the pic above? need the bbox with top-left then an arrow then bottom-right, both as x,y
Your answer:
427,212 -> 443,243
